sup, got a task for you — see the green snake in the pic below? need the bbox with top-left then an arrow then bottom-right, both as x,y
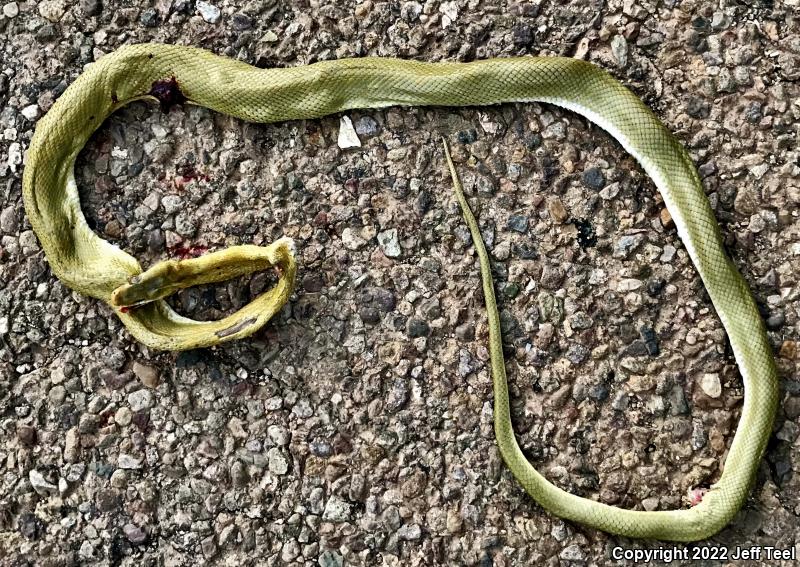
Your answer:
23,44 -> 778,541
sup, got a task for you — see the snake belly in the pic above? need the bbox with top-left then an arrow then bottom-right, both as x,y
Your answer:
22,44 -> 778,541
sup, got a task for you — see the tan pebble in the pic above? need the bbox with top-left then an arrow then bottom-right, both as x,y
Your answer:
446,509 -> 463,534
660,207 -> 674,228
133,361 -> 159,388
779,340 -> 796,359
709,427 -> 726,452
547,197 -> 569,223
115,407 -> 132,427
641,497 -> 660,511
64,427 -> 80,463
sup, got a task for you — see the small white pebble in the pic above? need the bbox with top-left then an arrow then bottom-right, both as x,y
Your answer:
38,0 -> 67,22
2,1 -> 18,18
29,470 -> 58,495
660,244 -> 676,263
21,104 -> 39,121
117,454 -> 143,469
151,124 -> 168,139
439,0 -> 458,27
196,0 -> 220,23
7,142 -> 22,173
700,373 -> 722,398
377,228 -> 401,258
337,116 -> 361,149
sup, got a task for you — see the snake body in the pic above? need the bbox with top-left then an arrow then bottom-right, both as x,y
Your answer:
23,44 -> 778,540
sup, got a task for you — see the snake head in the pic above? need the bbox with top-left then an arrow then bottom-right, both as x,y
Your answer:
110,261 -> 180,308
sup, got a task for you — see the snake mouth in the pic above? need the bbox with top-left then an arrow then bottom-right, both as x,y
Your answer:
110,286 -> 161,309
111,272 -> 172,308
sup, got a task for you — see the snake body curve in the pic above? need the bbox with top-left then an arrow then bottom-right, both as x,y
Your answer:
23,44 -> 778,540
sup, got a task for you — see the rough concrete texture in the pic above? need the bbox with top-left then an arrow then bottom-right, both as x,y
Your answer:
1,0 -> 799,565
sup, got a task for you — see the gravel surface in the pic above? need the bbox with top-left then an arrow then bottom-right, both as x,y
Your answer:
1,1 -> 799,565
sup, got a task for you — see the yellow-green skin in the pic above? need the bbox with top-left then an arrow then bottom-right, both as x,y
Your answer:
22,44 -> 778,540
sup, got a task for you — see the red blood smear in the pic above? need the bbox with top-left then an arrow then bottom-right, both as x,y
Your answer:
167,244 -> 209,260
173,165 -> 211,190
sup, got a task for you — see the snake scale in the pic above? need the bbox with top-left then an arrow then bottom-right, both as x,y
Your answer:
22,44 -> 778,541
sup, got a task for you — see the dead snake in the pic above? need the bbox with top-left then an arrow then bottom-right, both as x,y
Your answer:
22,44 -> 778,541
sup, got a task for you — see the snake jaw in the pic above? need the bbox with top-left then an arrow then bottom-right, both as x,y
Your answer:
110,284 -> 162,308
